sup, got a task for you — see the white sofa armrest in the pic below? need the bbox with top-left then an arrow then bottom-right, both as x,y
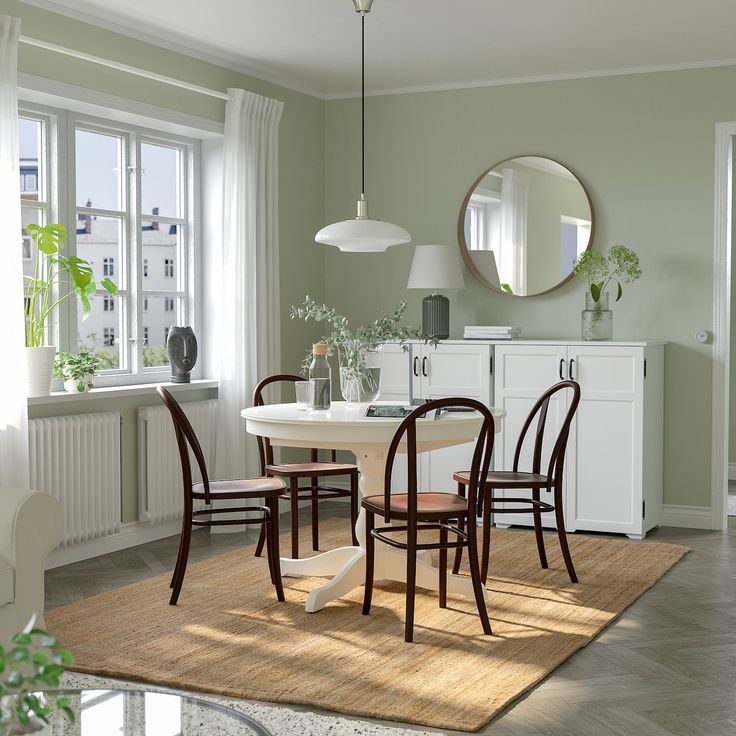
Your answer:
0,488 -> 63,641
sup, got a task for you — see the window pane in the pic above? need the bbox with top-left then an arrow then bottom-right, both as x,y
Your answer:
141,296 -> 184,367
19,117 -> 42,202
76,129 -> 123,210
78,295 -> 124,369
21,207 -> 44,275
77,215 -> 124,288
141,224 -> 180,290
141,142 -> 180,218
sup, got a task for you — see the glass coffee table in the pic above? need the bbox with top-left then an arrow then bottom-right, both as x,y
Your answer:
40,689 -> 272,735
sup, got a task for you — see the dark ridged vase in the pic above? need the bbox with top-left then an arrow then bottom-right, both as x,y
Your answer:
422,294 -> 450,340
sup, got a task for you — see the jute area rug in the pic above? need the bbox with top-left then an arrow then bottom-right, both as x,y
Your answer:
46,519 -> 688,732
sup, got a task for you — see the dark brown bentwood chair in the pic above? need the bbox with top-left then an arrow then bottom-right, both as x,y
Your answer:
157,386 -> 286,606
452,380 -> 581,584
362,397 -> 495,643
252,374 -> 359,560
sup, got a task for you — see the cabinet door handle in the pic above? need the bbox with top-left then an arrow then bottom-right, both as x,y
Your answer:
568,358 -> 575,380
422,356 -> 428,377
413,356 -> 419,377
559,358 -> 565,380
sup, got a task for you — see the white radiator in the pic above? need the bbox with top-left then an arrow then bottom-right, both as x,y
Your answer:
29,412 -> 121,547
138,399 -> 218,524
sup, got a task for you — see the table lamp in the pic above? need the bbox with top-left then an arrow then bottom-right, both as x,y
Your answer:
407,244 -> 465,339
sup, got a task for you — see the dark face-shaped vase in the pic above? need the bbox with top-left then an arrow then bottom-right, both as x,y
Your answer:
167,326 -> 198,383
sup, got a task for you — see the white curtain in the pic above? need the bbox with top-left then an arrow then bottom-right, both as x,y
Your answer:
214,89 -> 284,480
0,16 -> 29,489
500,168 -> 531,295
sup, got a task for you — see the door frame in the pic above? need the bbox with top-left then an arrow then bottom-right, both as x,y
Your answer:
711,122 -> 735,531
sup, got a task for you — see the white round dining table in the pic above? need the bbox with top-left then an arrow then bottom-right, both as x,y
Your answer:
241,401 -> 505,613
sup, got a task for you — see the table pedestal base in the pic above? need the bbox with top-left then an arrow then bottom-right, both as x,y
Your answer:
281,545 -> 485,613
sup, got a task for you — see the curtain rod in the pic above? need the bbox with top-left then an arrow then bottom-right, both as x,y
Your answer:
19,35 -> 230,101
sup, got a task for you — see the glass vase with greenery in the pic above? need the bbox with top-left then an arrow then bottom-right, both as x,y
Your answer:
291,297 -> 421,402
573,245 -> 641,340
24,224 -> 118,348
0,617 -> 74,735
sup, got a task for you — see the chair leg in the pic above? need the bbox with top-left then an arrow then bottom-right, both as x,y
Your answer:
289,477 -> 299,559
170,514 -> 188,588
267,497 -> 285,602
405,521 -> 418,643
439,519 -> 448,609
362,511 -> 375,615
350,471 -> 359,546
169,508 -> 193,605
554,499 -> 578,584
532,488 -> 549,569
310,475 -> 320,552
466,513 -> 493,636
452,482 -> 466,574
254,524 -> 267,558
480,489 -> 493,581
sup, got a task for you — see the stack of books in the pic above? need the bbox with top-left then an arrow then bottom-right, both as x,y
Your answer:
463,326 -> 521,340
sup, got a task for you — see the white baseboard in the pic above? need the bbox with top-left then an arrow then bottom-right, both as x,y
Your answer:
46,519 -> 184,569
729,463 -> 736,481
661,504 -> 713,530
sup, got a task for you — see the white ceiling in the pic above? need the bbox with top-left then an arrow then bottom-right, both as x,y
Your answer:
24,0 -> 736,99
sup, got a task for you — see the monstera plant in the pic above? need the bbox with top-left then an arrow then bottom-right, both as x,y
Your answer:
23,223 -> 118,397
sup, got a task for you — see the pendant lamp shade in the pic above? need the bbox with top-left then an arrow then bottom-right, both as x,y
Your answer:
315,1 -> 411,252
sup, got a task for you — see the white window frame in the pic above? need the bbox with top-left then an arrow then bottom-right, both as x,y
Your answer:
18,101 -> 201,387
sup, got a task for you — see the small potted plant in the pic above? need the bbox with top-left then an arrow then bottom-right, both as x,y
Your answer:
53,352 -> 101,393
573,244 -> 641,340
0,617 -> 74,734
24,223 -> 118,398
291,297 -> 422,403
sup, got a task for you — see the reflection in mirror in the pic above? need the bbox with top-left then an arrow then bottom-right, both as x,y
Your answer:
458,156 -> 594,296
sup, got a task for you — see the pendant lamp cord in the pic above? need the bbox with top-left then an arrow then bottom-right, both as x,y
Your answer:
361,12 -> 365,197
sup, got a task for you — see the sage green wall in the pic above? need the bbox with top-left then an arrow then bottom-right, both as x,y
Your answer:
730,167 -> 736,466
324,68 -> 728,509
3,1 -> 326,522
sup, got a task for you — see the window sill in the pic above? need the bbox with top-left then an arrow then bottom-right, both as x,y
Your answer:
27,379 -> 218,406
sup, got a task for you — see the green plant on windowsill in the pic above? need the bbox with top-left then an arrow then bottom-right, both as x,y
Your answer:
0,617 -> 74,735
572,244 -> 642,323
53,351 -> 102,393
24,224 -> 118,348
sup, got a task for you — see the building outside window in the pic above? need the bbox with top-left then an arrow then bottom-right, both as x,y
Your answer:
103,257 -> 115,277
103,296 -> 114,312
164,258 -> 175,278
164,297 -> 174,312
103,327 -> 115,347
143,326 -> 149,345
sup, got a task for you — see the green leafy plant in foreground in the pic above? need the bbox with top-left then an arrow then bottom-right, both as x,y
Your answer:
53,351 -> 102,392
24,223 -> 118,348
0,617 -> 74,734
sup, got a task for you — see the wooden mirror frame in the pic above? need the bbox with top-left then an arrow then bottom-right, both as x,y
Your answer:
457,155 -> 595,297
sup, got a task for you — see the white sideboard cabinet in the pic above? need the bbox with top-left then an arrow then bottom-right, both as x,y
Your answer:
379,339 -> 664,539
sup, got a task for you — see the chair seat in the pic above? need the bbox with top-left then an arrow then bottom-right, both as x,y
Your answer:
266,462 -> 358,477
453,470 -> 550,489
192,477 -> 286,500
362,492 -> 469,520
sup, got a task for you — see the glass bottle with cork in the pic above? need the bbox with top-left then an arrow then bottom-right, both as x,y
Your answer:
309,342 -> 331,411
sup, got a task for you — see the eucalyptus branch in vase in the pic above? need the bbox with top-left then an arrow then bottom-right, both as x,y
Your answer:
290,296 -> 423,402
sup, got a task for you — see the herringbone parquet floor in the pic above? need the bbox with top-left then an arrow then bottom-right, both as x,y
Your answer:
46,504 -> 736,736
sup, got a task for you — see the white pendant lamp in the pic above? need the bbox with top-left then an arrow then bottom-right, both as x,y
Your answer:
315,0 -> 411,253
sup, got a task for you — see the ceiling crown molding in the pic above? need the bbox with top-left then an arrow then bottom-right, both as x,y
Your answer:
17,0 -> 327,100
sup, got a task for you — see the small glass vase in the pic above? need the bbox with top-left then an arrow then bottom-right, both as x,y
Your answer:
338,344 -> 382,404
581,291 -> 613,340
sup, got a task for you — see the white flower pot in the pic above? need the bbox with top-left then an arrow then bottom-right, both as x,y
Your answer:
24,346 -> 56,398
64,375 -> 93,393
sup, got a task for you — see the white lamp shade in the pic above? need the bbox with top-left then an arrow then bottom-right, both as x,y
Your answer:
407,244 -> 465,290
468,250 -> 501,289
315,218 -> 411,252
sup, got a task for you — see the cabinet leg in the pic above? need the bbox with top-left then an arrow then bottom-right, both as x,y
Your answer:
626,533 -> 646,540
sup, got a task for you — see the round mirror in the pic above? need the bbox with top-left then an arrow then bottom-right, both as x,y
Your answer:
457,155 -> 594,296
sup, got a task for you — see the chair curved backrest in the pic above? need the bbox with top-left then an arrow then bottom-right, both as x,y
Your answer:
157,386 -> 211,503
383,397 -> 495,524
252,373 -> 330,474
512,380 -> 581,485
